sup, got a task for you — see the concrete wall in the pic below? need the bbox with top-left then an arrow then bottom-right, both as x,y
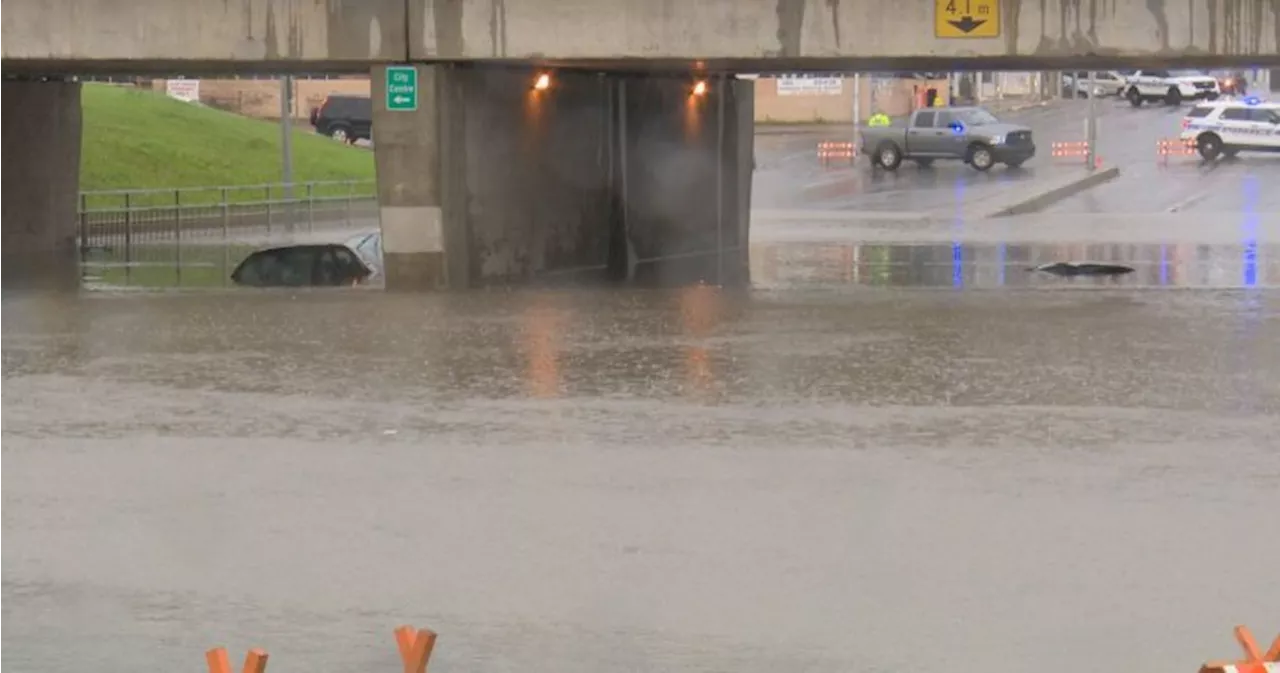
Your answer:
1,80 -> 82,289
458,70 -> 614,284
4,0 -> 1278,71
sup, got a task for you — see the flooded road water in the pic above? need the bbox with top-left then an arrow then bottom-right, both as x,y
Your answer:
6,235 -> 1280,673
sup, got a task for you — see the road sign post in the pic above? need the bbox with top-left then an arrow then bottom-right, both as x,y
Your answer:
1085,71 -> 1099,171
935,0 -> 1000,38
385,66 -> 419,112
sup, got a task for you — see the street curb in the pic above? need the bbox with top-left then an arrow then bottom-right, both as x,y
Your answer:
752,209 -> 932,223
981,166 -> 1121,218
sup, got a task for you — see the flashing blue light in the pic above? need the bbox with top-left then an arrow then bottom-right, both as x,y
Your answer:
1243,239 -> 1258,287
1243,96 -> 1261,105
1243,175 -> 1259,288
949,120 -> 966,135
997,242 -> 1007,286
1159,244 -> 1169,286
952,242 -> 964,288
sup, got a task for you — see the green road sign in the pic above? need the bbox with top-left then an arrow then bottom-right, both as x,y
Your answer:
385,66 -> 418,111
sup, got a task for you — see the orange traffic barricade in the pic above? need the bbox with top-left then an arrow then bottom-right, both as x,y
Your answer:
817,140 -> 856,166
1049,140 -> 1102,168
394,625 -> 438,673
206,648 -> 268,673
204,624 -> 440,673
1199,625 -> 1280,673
1158,136 -> 1198,164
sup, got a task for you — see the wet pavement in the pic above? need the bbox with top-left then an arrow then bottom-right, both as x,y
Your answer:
7,97 -> 1280,673
751,100 -> 1096,213
756,95 -> 1280,217
750,240 -> 1278,289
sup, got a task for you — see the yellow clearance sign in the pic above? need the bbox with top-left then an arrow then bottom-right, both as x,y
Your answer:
935,0 -> 1000,38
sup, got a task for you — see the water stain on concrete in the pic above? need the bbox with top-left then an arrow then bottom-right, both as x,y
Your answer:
826,0 -> 842,48
262,0 -> 304,59
1146,0 -> 1171,51
434,0 -> 466,57
774,0 -> 805,57
1208,0 -> 1274,54
323,0 -> 401,60
1274,0 -> 1280,58
231,0 -> 269,59
1028,0 -> 1120,54
1004,0 -> 1022,53
489,0 -> 508,57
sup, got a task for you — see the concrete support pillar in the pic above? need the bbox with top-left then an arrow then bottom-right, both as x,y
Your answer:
2,79 -> 83,290
371,64 -> 449,291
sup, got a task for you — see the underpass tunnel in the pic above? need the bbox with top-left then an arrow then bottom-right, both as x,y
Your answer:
370,65 -> 753,291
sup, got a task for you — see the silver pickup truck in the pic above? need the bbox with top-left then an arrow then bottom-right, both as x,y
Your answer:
858,106 -> 1036,172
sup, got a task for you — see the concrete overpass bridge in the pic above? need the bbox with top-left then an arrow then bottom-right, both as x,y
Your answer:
4,0 -> 1279,289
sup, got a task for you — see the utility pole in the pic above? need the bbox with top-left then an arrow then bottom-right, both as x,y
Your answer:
852,72 -> 862,146
280,75 -> 295,231
1085,71 -> 1098,171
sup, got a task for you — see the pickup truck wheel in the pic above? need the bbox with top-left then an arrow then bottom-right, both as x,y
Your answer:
328,124 -> 352,143
1126,87 -> 1143,107
968,144 -> 995,171
875,143 -> 902,171
1165,87 -> 1182,106
1196,133 -> 1223,160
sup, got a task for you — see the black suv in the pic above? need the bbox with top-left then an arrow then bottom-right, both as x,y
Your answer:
309,94 -> 372,144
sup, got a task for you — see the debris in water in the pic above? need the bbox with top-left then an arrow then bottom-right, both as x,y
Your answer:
1029,262 -> 1135,276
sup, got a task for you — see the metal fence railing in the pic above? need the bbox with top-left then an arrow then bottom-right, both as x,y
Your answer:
78,179 -> 379,250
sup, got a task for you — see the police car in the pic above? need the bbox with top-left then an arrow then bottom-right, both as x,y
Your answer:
1125,69 -> 1221,106
1179,97 -> 1280,160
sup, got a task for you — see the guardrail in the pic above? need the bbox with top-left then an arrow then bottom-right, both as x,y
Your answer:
78,179 -> 378,248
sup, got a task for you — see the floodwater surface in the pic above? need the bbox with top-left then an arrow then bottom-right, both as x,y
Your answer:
4,265 -> 1279,673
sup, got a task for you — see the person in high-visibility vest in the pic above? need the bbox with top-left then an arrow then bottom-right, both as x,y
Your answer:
868,112 -> 891,127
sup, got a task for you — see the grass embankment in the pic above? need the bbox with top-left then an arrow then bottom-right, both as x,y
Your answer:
81,83 -> 375,206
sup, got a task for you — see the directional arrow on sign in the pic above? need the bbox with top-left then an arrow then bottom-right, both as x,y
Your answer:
947,16 -> 987,33
392,95 -> 411,104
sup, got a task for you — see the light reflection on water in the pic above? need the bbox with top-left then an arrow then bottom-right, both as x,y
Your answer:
750,241 -> 1277,289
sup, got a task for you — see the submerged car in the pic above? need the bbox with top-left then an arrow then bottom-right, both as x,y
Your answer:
231,243 -> 374,287
343,230 -> 383,280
